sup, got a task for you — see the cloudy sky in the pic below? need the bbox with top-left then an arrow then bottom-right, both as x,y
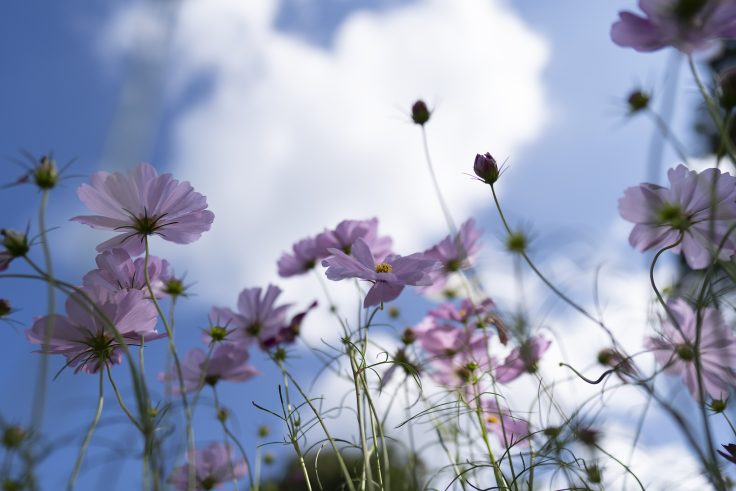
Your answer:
1,0 -> 727,489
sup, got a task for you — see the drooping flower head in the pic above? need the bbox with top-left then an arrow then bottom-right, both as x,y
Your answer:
418,218 -> 482,295
169,442 -> 248,490
322,238 -> 437,307
611,0 -> 736,53
495,335 -> 551,383
72,163 -> 215,255
82,248 -> 170,300
619,165 -> 736,269
160,344 -> 260,394
645,298 -> 736,400
26,289 -> 162,374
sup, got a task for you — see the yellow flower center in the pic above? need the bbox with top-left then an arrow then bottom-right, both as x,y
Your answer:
486,414 -> 500,425
375,262 -> 392,273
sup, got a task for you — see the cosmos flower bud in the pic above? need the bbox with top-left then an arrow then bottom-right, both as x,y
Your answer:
2,230 -> 29,258
473,152 -> 499,185
2,426 -> 25,449
33,156 -> 59,190
626,89 -> 650,113
411,100 -> 430,125
0,299 -> 11,318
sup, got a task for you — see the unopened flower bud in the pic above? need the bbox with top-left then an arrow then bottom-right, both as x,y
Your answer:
0,299 -> 11,318
401,328 -> 415,345
163,276 -> 187,298
411,100 -> 430,125
473,152 -> 500,185
387,306 -> 400,319
709,398 -> 727,413
33,156 -> 59,190
263,452 -> 275,465
3,480 -> 23,491
217,407 -> 229,422
505,231 -> 527,254
2,426 -> 25,449
258,425 -> 270,438
586,464 -> 602,484
2,230 -> 29,258
626,89 -> 650,113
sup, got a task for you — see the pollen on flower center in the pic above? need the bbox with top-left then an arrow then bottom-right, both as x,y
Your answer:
375,262 -> 392,273
486,414 -> 500,425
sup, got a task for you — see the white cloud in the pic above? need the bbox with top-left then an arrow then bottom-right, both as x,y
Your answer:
99,0 -> 550,306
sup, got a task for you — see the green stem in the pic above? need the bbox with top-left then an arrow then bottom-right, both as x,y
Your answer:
275,359 -> 312,491
106,365 -> 143,432
420,125 -> 457,236
67,368 -> 104,491
472,386 -> 508,490
31,188 -> 56,429
143,237 -> 195,491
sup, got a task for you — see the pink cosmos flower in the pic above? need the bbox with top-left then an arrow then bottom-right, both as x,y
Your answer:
495,335 -> 552,383
619,165 -> 736,269
82,248 -> 170,300
169,442 -> 248,490
72,163 -> 214,255
277,236 -> 322,277
316,217 -> 393,261
481,398 -> 530,447
413,317 -> 493,390
211,285 -> 316,349
160,344 -> 260,394
26,289 -> 162,374
322,238 -> 437,307
645,298 -> 736,400
611,0 -> 736,53
418,218 -> 482,295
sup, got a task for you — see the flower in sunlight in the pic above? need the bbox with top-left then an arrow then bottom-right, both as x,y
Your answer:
72,162 -> 214,255
418,218 -> 482,295
322,238 -> 437,307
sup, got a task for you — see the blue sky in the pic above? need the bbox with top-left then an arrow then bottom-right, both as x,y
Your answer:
1,1 -> 725,489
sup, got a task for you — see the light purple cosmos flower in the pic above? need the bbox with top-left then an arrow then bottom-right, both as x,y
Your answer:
418,218 -> 482,295
316,217 -> 393,261
619,165 -> 736,269
211,285 -> 316,349
495,335 -> 552,383
26,289 -> 162,374
413,317 -> 493,390
169,442 -> 248,490
428,298 -> 508,344
611,0 -> 736,53
322,238 -> 437,307
72,162 -> 215,255
277,236 -> 322,278
482,398 -> 530,447
82,248 -> 170,300
161,344 -> 260,394
645,298 -> 736,400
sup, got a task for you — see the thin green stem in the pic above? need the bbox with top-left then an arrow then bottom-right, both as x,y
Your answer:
275,359 -> 312,491
31,189 -> 56,429
106,365 -> 143,432
472,386 -> 508,490
67,368 -> 104,491
212,386 -> 243,491
143,237 -> 195,491
421,125 -> 457,236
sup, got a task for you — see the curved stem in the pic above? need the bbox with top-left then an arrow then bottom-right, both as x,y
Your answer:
67,368 -> 104,491
106,365 -> 143,432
